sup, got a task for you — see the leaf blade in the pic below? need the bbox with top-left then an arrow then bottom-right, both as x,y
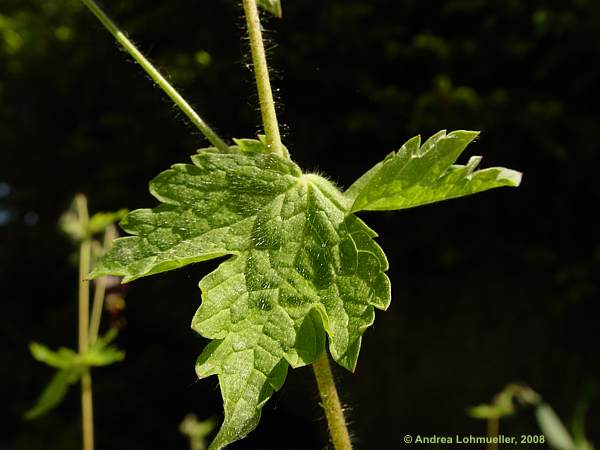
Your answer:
29,342 -> 78,369
24,368 -> 81,420
347,130 -> 522,212
96,141 -> 389,448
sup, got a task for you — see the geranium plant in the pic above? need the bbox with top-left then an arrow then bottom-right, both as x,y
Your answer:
74,0 -> 522,449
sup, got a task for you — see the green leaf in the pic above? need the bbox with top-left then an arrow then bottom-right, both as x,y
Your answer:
92,133 -> 520,449
59,210 -> 86,242
83,329 -> 125,366
88,209 -> 128,235
257,0 -> 282,18
468,383 -> 540,420
468,403 -> 514,420
92,140 -> 390,449
29,330 -> 124,370
345,130 -> 522,212
29,342 -> 78,369
24,368 -> 82,420
180,414 -> 216,450
26,330 -> 123,420
535,403 -> 577,450
59,200 -> 127,242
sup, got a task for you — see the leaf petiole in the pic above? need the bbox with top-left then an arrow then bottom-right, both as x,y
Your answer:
79,0 -> 229,153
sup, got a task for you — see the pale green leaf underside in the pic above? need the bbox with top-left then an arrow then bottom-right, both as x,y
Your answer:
345,130 -> 522,212
91,131 -> 520,449
91,141 -> 389,449
257,0 -> 282,18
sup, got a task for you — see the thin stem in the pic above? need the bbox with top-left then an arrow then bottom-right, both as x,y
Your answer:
89,225 -> 117,343
241,0 -> 285,158
79,0 -> 229,153
75,194 -> 94,450
89,276 -> 106,344
312,352 -> 353,450
487,418 -> 499,450
80,372 -> 94,450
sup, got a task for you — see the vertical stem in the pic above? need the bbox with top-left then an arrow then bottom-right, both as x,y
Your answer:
89,277 -> 107,344
241,0 -> 285,158
312,352 -> 353,450
89,225 -> 117,343
487,417 -> 499,450
80,373 -> 94,450
79,0 -> 229,153
75,194 -> 94,450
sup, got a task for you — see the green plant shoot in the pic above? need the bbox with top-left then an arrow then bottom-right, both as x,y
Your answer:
26,195 -> 126,450
71,0 -> 521,447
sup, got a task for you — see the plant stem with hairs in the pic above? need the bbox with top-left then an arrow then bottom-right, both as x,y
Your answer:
80,0 -> 229,153
75,194 -> 94,450
241,0 -> 286,158
312,352 -> 353,450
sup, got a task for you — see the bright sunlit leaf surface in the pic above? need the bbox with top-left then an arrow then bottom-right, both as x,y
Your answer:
91,131 -> 520,449
346,130 -> 521,212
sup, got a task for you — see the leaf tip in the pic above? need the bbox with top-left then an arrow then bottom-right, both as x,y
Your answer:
499,168 -> 523,187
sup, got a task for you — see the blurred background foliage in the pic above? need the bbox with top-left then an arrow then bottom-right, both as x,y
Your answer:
1,0 -> 598,448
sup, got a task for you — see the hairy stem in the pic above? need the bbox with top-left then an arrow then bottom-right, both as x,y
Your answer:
241,0 -> 285,158
79,0 -> 229,153
75,194 -> 94,450
312,352 -> 353,450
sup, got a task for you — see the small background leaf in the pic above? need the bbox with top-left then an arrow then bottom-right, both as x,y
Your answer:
88,209 -> 128,235
24,368 -> 82,420
536,403 -> 577,450
257,0 -> 282,18
180,414 -> 216,450
29,342 -> 78,369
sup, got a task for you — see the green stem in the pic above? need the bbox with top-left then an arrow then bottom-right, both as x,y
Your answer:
88,276 -> 106,344
241,0 -> 285,158
75,194 -> 94,450
487,418 -> 499,450
79,0 -> 229,153
89,225 -> 117,343
312,352 -> 353,450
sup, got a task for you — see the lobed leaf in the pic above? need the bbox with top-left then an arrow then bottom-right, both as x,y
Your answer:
345,130 -> 522,212
92,140 -> 389,449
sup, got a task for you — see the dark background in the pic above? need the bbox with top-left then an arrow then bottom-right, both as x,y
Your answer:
1,0 -> 598,449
